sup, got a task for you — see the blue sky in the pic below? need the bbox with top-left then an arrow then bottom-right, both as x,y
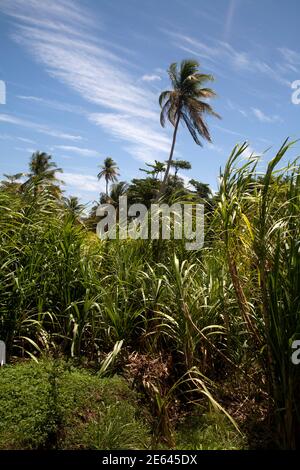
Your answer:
0,0 -> 300,204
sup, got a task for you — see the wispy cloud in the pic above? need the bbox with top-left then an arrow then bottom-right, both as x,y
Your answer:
0,113 -> 83,141
213,124 -> 245,138
0,133 -> 13,140
141,74 -> 161,82
278,47 -> 300,67
207,143 -> 223,154
54,145 -> 99,157
62,172 -> 102,193
14,146 -> 36,154
166,31 -> 291,86
224,0 -> 237,40
1,0 -> 171,163
17,136 -> 37,144
9,21 -> 157,119
0,0 -> 95,32
252,108 -> 282,123
241,145 -> 258,160
17,95 -> 86,114
89,113 -> 170,160
227,99 -> 248,117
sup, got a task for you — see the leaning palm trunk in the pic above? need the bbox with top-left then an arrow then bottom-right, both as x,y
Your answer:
157,60 -> 220,200
156,113 -> 180,201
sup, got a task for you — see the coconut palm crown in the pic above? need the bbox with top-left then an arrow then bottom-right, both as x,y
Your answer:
158,59 -> 220,198
97,157 -> 119,196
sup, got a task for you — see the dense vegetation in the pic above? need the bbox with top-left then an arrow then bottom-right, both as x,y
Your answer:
0,60 -> 299,450
0,360 -> 150,449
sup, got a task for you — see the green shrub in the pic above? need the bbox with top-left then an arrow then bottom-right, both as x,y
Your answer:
175,410 -> 245,450
0,359 -> 151,450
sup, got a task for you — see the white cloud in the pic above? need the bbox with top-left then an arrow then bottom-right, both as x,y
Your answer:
14,146 -> 36,154
54,145 -> 99,157
141,74 -> 161,82
11,24 -> 157,119
167,33 -> 219,62
1,0 -> 171,163
17,95 -> 85,114
0,113 -> 82,141
207,143 -> 223,153
0,133 -> 12,140
278,47 -> 300,66
227,99 -> 248,117
252,108 -> 282,123
17,136 -> 37,144
241,145 -> 255,159
62,172 -> 102,193
166,31 -> 291,86
224,0 -> 237,40
0,0 -> 95,30
89,113 -> 171,161
213,124 -> 245,138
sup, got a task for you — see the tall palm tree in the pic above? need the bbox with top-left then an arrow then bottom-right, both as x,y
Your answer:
97,157 -> 119,196
157,59 -> 220,199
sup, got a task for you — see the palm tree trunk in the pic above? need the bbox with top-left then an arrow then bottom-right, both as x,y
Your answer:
106,178 -> 108,196
155,113 -> 180,201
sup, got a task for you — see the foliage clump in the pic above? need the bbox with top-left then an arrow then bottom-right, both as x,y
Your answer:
0,360 -> 151,450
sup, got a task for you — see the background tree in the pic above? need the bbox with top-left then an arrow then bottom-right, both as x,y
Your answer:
97,157 -> 119,196
139,160 -> 166,180
100,181 -> 128,207
158,59 -> 220,199
189,179 -> 212,201
63,196 -> 85,219
0,173 -> 24,193
28,151 -> 62,181
25,151 -> 62,197
127,177 -> 160,208
170,159 -> 192,180
164,174 -> 189,202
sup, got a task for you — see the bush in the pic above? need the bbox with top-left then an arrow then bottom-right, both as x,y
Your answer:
0,359 -> 151,450
175,410 -> 245,450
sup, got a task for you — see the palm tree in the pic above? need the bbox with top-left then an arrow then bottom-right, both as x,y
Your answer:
100,181 -> 128,205
157,59 -> 220,199
97,157 -> 119,196
170,159 -> 191,180
25,151 -> 62,197
63,196 -> 85,218
109,181 -> 129,205
29,151 -> 62,180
